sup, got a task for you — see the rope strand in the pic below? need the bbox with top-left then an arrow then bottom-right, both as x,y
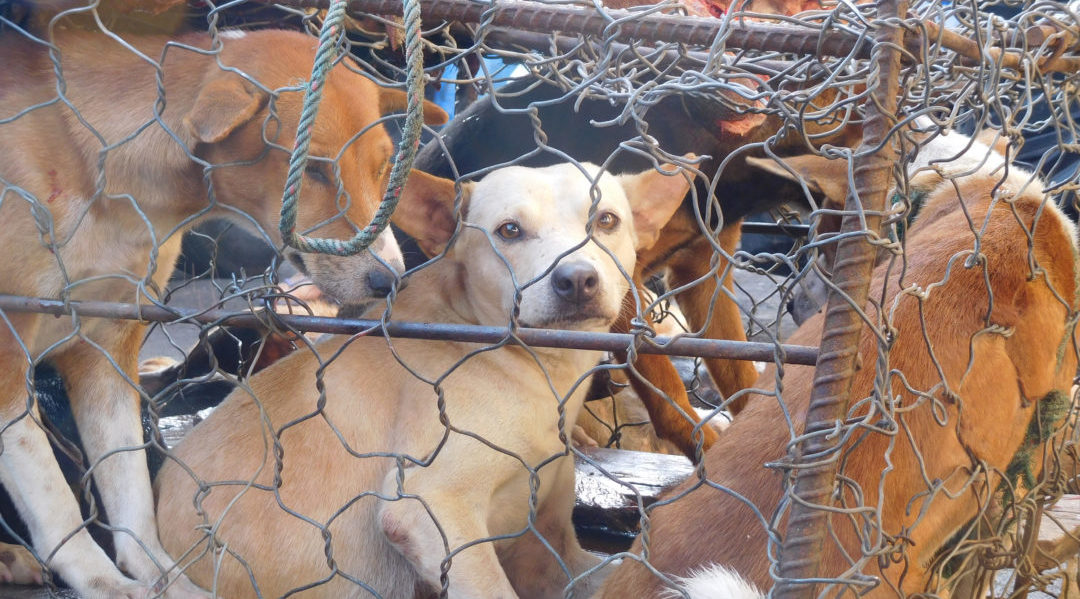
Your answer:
279,0 -> 424,256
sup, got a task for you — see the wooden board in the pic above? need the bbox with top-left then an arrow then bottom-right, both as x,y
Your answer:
573,446 -> 694,551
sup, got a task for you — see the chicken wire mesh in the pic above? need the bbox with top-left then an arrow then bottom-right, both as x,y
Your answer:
0,0 -> 1078,597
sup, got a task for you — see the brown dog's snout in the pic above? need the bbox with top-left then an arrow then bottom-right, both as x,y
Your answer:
551,262 -> 599,305
367,268 -> 404,297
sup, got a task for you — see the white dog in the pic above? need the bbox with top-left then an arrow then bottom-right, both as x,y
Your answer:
154,161 -> 691,598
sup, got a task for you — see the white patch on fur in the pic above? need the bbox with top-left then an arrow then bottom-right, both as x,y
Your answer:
373,225 -> 405,272
694,407 -> 732,433
909,116 -> 1006,179
910,117 -> 1078,251
219,29 -> 248,39
658,564 -> 765,599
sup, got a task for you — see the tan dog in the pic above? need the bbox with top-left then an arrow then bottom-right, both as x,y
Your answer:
153,161 -> 690,598
0,27 -> 446,598
598,129 -> 1080,597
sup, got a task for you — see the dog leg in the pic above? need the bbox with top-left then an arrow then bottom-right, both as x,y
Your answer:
0,396 -> 148,598
610,291 -> 717,460
610,279 -> 718,461
379,468 -> 519,598
668,223 -> 758,414
0,312 -> 149,597
51,332 -> 211,599
501,460 -> 601,598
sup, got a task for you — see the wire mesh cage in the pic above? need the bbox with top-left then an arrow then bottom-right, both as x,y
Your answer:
0,0 -> 1078,597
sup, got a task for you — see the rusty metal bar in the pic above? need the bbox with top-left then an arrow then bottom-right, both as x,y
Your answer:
0,294 -> 819,365
482,26 -> 802,78
268,0 -> 1080,72
774,0 -> 906,595
740,222 -> 810,237
278,0 -> 874,57
920,20 -> 1080,73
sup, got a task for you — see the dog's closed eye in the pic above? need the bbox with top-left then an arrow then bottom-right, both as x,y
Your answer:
305,163 -> 335,187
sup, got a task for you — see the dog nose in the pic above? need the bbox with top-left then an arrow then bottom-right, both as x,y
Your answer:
551,262 -> 599,304
367,269 -> 404,297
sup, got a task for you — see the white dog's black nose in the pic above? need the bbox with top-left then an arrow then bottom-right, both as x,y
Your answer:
552,262 -> 599,304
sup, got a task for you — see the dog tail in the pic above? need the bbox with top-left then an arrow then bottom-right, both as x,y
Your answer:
658,564 -> 765,599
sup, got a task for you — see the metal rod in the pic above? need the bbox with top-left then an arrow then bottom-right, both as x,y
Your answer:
0,294 -> 819,365
921,20 -> 1080,74
482,26 -> 803,78
279,0 -> 873,57
774,0 -> 906,595
739,221 -> 810,237
270,0 -> 1079,72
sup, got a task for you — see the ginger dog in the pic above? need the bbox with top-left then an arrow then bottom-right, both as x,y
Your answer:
598,129 -> 1080,597
154,161 -> 690,598
0,27 -> 446,598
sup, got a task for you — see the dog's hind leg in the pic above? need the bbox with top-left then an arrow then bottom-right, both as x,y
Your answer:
668,222 -> 758,415
50,325 -> 210,599
379,467 -> 520,598
0,313 -> 149,598
501,460 -> 602,598
611,294 -> 717,461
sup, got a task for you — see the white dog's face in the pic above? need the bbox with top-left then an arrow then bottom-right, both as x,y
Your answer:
456,164 -> 642,329
394,160 -> 692,329
389,160 -> 687,331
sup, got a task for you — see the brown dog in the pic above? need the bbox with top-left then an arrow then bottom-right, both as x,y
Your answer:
153,160 -> 689,598
0,26 -> 446,598
598,128 -> 1080,597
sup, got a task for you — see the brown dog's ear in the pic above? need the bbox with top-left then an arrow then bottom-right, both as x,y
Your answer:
184,76 -> 264,144
619,159 -> 694,251
745,155 -> 851,208
393,170 -> 468,256
379,88 -> 449,126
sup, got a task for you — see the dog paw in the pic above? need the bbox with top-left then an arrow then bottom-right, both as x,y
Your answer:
571,424 -> 600,448
79,575 -> 155,599
157,574 -> 217,599
0,542 -> 43,585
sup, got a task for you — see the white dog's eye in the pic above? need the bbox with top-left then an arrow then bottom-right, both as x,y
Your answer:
596,211 -> 620,231
496,221 -> 522,240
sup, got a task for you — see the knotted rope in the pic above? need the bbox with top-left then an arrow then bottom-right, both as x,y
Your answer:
279,0 -> 424,255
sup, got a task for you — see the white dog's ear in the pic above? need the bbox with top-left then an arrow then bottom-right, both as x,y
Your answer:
393,170 -> 469,256
620,160 -> 693,251
183,75 -> 264,144
379,88 -> 450,126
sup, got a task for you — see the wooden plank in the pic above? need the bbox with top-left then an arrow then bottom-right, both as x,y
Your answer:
573,447 -> 694,551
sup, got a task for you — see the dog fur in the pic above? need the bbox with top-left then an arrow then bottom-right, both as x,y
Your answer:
597,129 -> 1080,597
0,26 -> 446,598
414,74 -> 866,462
153,161 -> 690,598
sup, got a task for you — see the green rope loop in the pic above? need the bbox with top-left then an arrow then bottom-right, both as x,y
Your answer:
279,0 -> 425,256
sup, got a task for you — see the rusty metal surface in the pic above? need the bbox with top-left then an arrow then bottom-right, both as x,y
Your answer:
774,0 -> 907,595
262,0 -> 1080,71
0,294 -> 820,365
